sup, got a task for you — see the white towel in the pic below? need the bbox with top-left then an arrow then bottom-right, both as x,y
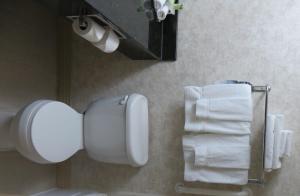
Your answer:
280,130 -> 293,158
184,150 -> 249,185
196,97 -> 252,122
264,114 -> 293,172
183,134 -> 251,148
264,114 -> 276,172
184,84 -> 252,134
183,134 -> 250,185
279,130 -> 288,158
272,114 -> 284,169
192,145 -> 250,169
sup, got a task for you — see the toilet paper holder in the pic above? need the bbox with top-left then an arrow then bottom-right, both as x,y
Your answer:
67,14 -> 127,40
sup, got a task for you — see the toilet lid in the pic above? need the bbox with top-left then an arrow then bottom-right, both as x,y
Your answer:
126,94 -> 149,167
30,101 -> 83,163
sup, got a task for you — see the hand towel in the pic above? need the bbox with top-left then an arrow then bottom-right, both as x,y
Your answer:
195,97 -> 252,122
193,145 -> 250,169
183,134 -> 250,185
264,114 -> 276,172
184,84 -> 252,135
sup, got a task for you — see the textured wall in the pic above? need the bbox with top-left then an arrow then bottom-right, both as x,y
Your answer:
0,0 -> 57,194
70,0 -> 300,195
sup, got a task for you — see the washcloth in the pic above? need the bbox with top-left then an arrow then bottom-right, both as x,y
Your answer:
183,134 -> 250,185
184,84 -> 252,134
280,130 -> 293,158
195,97 -> 252,122
264,114 -> 293,172
272,115 -> 284,169
184,150 -> 249,185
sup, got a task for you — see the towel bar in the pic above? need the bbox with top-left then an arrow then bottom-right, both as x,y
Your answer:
175,183 -> 253,196
250,85 -> 271,185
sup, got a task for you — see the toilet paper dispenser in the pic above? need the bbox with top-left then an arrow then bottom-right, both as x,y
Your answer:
68,14 -> 126,40
70,14 -> 124,53
63,0 -> 179,60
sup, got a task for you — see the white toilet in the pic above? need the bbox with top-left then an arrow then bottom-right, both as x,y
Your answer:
8,94 -> 149,166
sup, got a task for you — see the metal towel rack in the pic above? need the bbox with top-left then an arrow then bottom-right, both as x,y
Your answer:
176,83 -> 271,195
249,85 -> 271,185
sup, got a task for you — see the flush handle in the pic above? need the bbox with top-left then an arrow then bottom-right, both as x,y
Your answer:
119,95 -> 129,105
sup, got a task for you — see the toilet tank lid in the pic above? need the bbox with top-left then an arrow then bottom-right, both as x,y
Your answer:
126,94 -> 149,167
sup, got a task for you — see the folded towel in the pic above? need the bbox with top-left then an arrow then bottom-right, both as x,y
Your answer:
196,97 -> 252,122
183,134 -> 250,185
264,114 -> 293,172
192,145 -> 250,169
279,130 -> 288,158
264,114 -> 276,172
280,130 -> 293,158
184,84 -> 252,135
185,84 -> 252,99
183,134 -> 251,147
272,114 -> 284,169
184,150 -> 249,185
184,119 -> 251,135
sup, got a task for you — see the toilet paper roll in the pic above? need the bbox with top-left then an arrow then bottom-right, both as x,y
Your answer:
157,5 -> 169,21
93,28 -> 120,53
154,0 -> 167,10
72,17 -> 106,43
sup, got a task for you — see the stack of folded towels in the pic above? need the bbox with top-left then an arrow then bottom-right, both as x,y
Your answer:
183,83 -> 253,185
264,114 -> 293,172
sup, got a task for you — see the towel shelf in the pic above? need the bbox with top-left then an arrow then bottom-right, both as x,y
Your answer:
177,83 -> 271,195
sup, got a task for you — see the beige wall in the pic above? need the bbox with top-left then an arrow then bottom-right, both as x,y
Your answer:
0,0 -> 57,194
70,0 -> 300,195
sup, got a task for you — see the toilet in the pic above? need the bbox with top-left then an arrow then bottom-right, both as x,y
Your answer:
8,94 -> 149,166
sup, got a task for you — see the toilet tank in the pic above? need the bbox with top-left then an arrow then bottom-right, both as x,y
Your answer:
84,95 -> 129,164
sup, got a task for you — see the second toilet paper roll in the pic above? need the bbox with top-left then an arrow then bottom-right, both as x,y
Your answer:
157,5 -> 169,21
93,28 -> 120,53
72,17 -> 106,43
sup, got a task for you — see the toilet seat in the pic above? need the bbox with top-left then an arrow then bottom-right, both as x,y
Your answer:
11,100 -> 83,163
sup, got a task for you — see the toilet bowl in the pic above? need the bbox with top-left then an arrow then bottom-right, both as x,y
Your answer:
8,94 -> 149,166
